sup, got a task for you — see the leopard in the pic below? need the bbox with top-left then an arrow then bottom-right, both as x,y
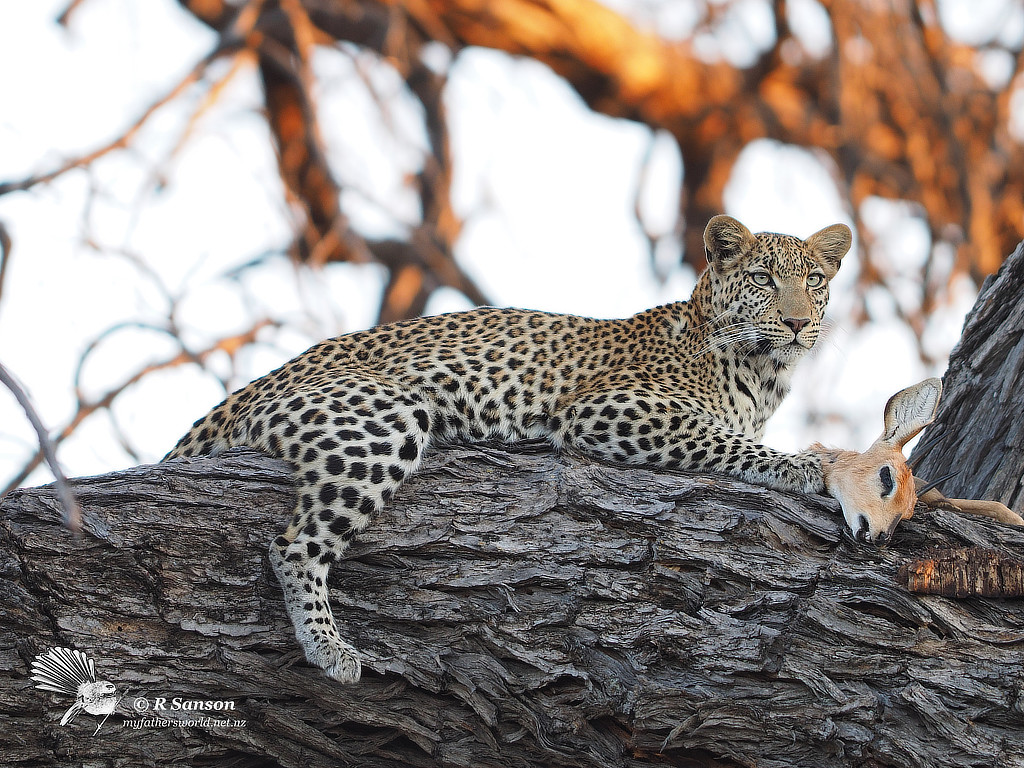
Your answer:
165,214 -> 852,682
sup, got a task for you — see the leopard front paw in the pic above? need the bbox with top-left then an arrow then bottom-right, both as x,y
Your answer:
296,624 -> 363,683
322,648 -> 362,683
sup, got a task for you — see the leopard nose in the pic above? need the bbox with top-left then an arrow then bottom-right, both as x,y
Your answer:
783,317 -> 810,334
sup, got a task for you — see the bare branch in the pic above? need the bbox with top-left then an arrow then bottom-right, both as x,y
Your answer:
56,0 -> 89,26
0,221 -> 10,306
1,321 -> 276,499
0,362 -> 81,532
0,41 -> 241,198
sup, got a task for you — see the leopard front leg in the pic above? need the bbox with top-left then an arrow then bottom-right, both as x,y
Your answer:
251,382 -> 431,682
269,534 -> 361,682
559,391 -> 825,495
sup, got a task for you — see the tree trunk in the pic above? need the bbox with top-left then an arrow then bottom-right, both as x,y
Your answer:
2,444 -> 1023,768
911,240 -> 1024,513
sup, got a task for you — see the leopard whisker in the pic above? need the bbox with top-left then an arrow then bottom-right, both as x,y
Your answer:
696,323 -> 762,356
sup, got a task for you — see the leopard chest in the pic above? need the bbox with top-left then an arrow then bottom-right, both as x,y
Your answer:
711,353 -> 794,440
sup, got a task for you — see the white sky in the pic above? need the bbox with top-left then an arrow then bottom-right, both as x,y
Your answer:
0,0 -> 1016,489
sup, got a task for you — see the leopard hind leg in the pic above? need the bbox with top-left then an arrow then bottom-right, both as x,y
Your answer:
262,381 -> 431,682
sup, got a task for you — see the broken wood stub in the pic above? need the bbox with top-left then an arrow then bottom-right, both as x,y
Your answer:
898,547 -> 1024,598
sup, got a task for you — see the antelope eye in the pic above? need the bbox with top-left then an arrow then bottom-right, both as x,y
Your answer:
749,272 -> 773,287
879,465 -> 895,497
806,273 -> 825,288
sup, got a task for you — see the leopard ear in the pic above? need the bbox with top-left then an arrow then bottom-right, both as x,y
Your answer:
704,215 -> 756,273
805,223 -> 852,277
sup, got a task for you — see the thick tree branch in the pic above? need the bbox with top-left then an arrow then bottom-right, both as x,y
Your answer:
3,446 -> 1023,766
911,240 -> 1024,511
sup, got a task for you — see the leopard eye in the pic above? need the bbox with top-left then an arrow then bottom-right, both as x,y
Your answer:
806,273 -> 826,289
749,272 -> 773,288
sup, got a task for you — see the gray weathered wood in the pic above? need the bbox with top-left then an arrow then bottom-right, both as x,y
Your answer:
2,445 -> 1023,767
912,240 -> 1024,512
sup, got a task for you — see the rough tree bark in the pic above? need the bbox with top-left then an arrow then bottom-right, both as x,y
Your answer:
912,240 -> 1024,513
2,444 -> 1023,768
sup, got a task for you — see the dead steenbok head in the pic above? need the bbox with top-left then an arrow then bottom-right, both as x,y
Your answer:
816,378 -> 940,543
816,378 -> 1023,543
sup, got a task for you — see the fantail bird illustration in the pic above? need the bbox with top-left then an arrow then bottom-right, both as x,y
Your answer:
30,647 -> 119,733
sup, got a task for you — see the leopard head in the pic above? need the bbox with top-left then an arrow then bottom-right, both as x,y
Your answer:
701,215 -> 852,364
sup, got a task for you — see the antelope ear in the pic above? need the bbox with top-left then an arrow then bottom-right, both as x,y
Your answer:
805,223 -> 852,277
704,215 -> 756,273
881,378 -> 942,448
